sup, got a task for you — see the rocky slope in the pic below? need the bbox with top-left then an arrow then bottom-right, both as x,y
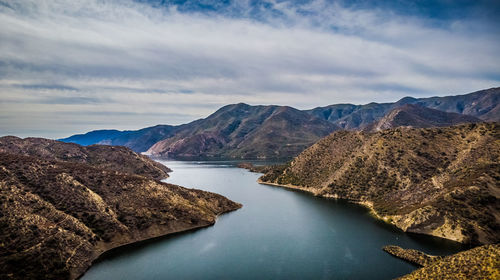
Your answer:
0,145 -> 241,279
308,87 -> 499,129
260,123 -> 499,244
385,244 -> 499,280
366,104 -> 480,131
147,103 -> 337,159
0,136 -> 171,180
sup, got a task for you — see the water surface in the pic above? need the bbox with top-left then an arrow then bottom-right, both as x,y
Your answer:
83,161 -> 466,280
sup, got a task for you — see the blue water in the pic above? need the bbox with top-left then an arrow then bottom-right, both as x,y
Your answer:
82,161 -> 466,280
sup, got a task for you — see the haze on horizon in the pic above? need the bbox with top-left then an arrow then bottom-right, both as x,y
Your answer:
0,0 -> 499,138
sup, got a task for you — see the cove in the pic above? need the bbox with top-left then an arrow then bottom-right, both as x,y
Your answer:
82,161 -> 467,280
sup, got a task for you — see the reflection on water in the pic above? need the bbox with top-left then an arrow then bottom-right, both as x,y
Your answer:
83,161 -> 467,280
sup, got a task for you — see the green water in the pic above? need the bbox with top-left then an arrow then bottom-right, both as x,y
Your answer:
82,161 -> 467,280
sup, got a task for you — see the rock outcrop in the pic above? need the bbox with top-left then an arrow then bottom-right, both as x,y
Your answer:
260,123 -> 499,244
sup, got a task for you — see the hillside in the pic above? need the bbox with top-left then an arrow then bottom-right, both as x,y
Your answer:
0,136 -> 171,180
308,87 -> 499,129
260,123 -> 499,244
367,104 -> 480,131
386,244 -> 500,280
147,103 -> 338,159
0,144 -> 241,279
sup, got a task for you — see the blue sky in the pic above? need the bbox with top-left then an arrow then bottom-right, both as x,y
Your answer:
0,0 -> 499,138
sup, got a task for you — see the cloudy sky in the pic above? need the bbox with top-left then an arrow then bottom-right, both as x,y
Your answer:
0,0 -> 499,138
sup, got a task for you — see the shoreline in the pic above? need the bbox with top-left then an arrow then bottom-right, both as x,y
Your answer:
75,207 -> 240,280
256,178 -> 465,245
256,179 -> 383,219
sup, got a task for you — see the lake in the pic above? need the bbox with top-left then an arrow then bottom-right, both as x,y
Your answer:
82,161 -> 467,280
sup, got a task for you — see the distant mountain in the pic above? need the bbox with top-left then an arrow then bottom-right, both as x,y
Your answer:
59,125 -> 176,153
146,103 -> 338,159
366,104 -> 481,131
0,140 -> 240,279
260,123 -> 500,244
59,129 -> 126,146
0,136 -> 171,180
308,87 -> 499,129
97,125 -> 177,152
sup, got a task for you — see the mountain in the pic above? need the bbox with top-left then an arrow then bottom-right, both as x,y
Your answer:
58,130 -> 127,146
366,104 -> 481,131
259,123 -> 499,244
146,103 -> 338,159
0,141 -> 241,279
59,125 -> 177,153
0,136 -> 171,180
308,87 -> 499,129
97,125 -> 177,153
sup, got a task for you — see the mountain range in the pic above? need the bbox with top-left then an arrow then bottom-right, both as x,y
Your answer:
307,87 -> 499,129
59,87 -> 499,160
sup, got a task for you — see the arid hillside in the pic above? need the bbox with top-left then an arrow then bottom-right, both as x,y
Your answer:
0,136 -> 171,180
260,123 -> 499,244
0,144 -> 241,279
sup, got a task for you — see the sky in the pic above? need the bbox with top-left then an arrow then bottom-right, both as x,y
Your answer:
0,0 -> 499,138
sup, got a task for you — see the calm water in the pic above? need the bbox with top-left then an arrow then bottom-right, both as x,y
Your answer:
82,161 -> 467,280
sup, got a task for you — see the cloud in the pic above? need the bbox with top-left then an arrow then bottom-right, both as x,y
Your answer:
0,0 -> 499,138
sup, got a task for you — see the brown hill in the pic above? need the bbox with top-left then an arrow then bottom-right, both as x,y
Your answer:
0,136 -> 171,180
0,147 -> 241,279
147,103 -> 338,159
260,123 -> 499,244
367,104 -> 480,131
